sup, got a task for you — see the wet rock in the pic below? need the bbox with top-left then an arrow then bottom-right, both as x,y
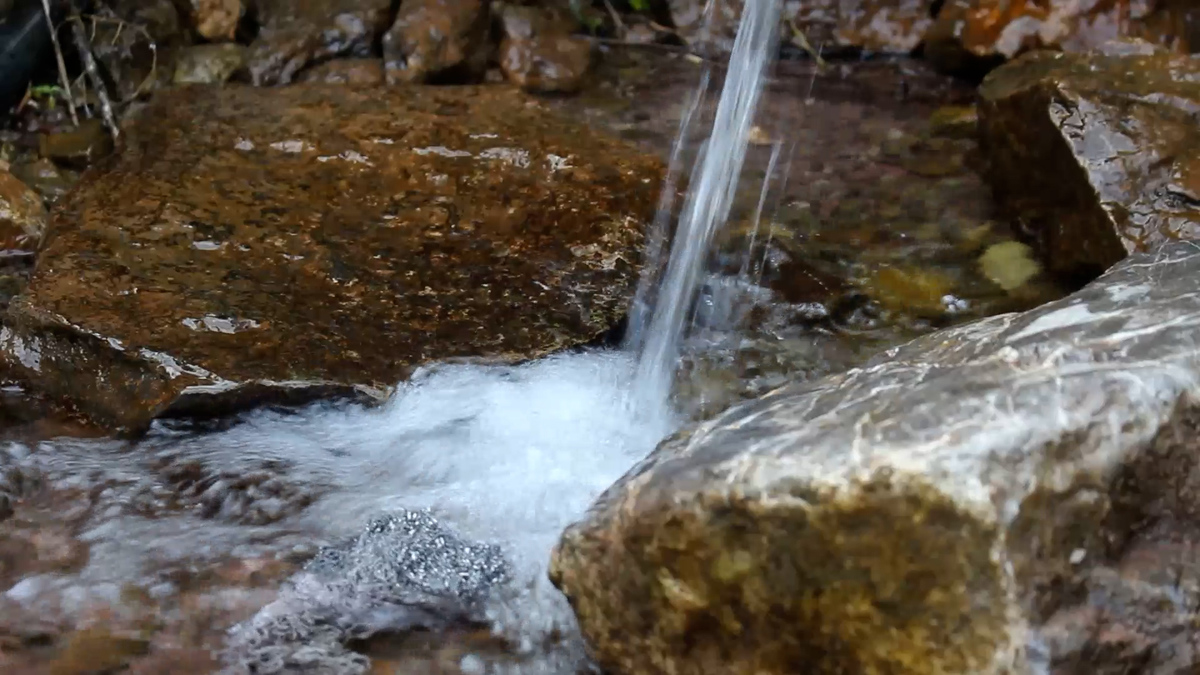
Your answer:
499,4 -> 593,94
87,0 -> 189,101
247,0 -> 392,86
224,510 -> 508,675
37,119 -> 115,168
7,158 -> 78,205
0,168 -> 46,254
173,44 -> 247,84
1045,523 -> 1200,674
670,0 -> 932,56
383,0 -> 491,84
0,83 -> 662,433
187,0 -> 244,42
296,58 -> 385,85
551,241 -> 1200,675
924,0 -> 1200,76
978,48 -> 1200,280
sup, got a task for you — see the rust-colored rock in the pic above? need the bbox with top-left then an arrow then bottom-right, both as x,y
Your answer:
247,0 -> 392,85
977,48 -> 1200,279
499,4 -> 593,94
924,0 -> 1200,76
0,169 -> 46,254
187,0 -> 243,41
383,0 -> 492,84
297,58 -> 385,85
0,84 -> 663,433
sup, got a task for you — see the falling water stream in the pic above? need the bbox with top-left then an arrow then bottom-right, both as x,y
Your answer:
1,1 -> 786,673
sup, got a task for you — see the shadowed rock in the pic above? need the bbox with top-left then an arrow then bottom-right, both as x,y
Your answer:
382,0 -> 491,84
0,84 -> 662,433
247,0 -> 393,85
669,0 -> 932,56
551,241 -> 1200,675
978,47 -> 1200,281
499,4 -> 594,94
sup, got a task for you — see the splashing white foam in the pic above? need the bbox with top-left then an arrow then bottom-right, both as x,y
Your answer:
17,349 -> 676,672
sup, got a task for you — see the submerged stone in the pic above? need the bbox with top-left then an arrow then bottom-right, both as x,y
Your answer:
978,48 -> 1200,281
2,84 -> 661,433
551,241 -> 1200,675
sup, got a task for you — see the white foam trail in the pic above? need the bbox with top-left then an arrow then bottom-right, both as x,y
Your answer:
632,0 -> 783,405
22,350 -> 676,672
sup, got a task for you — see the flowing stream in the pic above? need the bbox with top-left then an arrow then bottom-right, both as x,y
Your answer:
2,1 -> 786,673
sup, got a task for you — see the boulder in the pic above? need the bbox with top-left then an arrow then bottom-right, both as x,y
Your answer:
924,0 -> 1200,76
551,240 -> 1200,675
382,0 -> 491,84
978,47 -> 1200,282
247,0 -> 392,85
0,84 -> 662,433
498,4 -> 593,94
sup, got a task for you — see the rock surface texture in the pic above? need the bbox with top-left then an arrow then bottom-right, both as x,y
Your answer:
1,84 -> 661,433
499,4 -> 594,93
247,0 -> 393,85
551,241 -> 1200,675
383,0 -> 491,84
978,47 -> 1200,281
0,169 -> 46,254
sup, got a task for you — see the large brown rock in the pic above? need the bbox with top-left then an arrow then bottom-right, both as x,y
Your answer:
924,0 -> 1200,76
246,0 -> 393,85
977,47 -> 1200,280
551,241 -> 1200,675
0,84 -> 662,433
382,0 -> 491,84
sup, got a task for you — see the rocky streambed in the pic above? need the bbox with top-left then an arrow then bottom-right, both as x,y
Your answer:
2,0 -> 1200,674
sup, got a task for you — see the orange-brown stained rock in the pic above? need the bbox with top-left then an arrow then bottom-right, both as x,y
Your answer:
924,0 -> 1200,76
383,0 -> 491,84
977,48 -> 1200,280
0,168 -> 46,254
1,84 -> 663,433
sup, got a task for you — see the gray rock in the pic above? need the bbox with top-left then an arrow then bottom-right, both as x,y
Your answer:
550,241 -> 1200,675
224,509 -> 508,674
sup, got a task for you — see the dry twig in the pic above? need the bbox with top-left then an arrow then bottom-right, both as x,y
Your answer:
39,0 -> 79,126
68,8 -> 119,140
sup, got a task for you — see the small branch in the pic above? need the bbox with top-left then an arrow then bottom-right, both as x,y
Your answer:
601,0 -> 627,37
68,10 -> 120,141
40,0 -> 79,126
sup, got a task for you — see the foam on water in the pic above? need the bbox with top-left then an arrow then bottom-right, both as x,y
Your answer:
11,350 -> 675,672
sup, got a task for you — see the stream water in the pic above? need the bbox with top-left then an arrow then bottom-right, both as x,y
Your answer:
1,2 -> 789,674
